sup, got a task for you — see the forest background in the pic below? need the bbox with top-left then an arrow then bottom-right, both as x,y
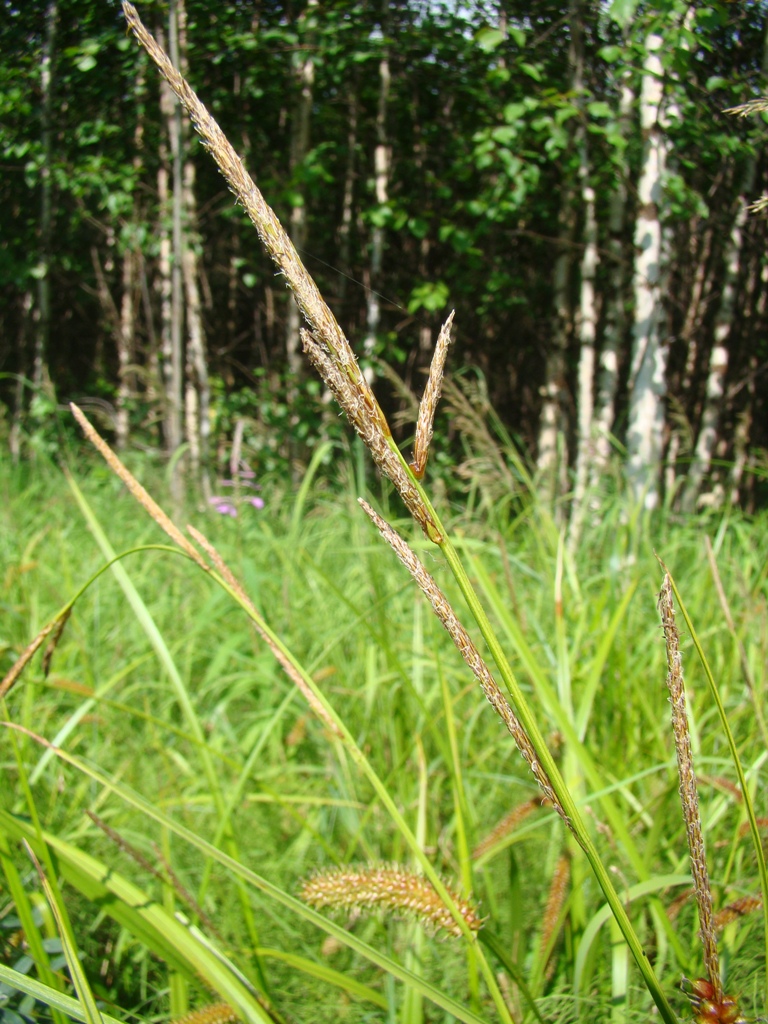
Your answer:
2,0 -> 768,514
4,3 -> 768,1022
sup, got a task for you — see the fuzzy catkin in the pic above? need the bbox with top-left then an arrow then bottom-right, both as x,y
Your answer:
300,865 -> 482,937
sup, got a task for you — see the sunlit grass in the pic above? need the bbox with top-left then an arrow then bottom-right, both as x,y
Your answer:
1,448 -> 766,1023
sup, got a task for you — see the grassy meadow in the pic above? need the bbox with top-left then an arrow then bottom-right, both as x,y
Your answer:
1,441 -> 767,1024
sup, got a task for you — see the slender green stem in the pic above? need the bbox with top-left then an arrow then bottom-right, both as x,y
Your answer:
666,566 -> 768,1015
189,565 -> 515,1024
388,448 -> 679,1024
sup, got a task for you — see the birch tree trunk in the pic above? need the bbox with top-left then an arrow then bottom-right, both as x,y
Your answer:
626,32 -> 667,509
336,93 -> 358,308
168,0 -> 184,472
591,74 -> 632,480
680,18 -> 768,511
730,253 -> 766,508
116,62 -> 145,450
664,221 -> 714,493
285,0 -> 316,377
567,151 -> 598,551
364,30 -> 390,363
679,186 -> 752,512
567,3 -> 599,551
537,3 -> 580,510
34,0 -> 57,393
116,245 -> 136,449
157,17 -> 183,462
178,0 -> 210,494
10,292 -> 33,460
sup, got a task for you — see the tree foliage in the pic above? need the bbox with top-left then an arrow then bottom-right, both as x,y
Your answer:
1,0 -> 767,507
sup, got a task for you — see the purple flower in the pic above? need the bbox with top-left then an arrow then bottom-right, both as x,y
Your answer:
248,496 -> 265,510
210,497 -> 238,517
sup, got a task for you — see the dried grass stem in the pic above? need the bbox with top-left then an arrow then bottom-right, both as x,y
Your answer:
359,498 -> 569,829
658,573 -> 721,1000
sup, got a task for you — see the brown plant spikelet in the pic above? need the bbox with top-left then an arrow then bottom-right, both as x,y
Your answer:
300,864 -> 482,938
540,854 -> 570,982
472,797 -> 548,861
170,1004 -> 238,1024
714,894 -> 763,931
659,573 -> 721,1002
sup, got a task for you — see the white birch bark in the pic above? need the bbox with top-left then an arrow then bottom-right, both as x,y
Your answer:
592,76 -> 632,478
157,20 -> 183,457
178,0 -> 210,494
168,1 -> 184,467
364,38 -> 391,363
10,293 -> 33,461
567,158 -> 598,551
730,253 -> 766,507
664,222 -> 714,491
34,0 -> 57,392
182,177 -> 209,487
537,1 -> 581,509
285,1 -> 316,377
336,94 -> 358,306
680,186 -> 752,511
116,248 -> 135,449
116,63 -> 145,451
626,33 -> 667,509
681,18 -> 768,510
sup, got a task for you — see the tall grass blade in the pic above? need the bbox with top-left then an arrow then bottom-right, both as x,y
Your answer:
0,812 -> 281,1024
0,793 -> 491,1024
664,564 -> 768,1015
573,874 -> 691,995
24,840 -> 105,1024
64,471 -> 270,992
0,827 -> 67,1024
0,963 -> 124,1024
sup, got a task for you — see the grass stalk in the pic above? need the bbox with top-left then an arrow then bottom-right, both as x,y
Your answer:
114,5 -> 681,1015
393,471 -> 679,1021
0,743 -> 495,1024
663,564 -> 768,1016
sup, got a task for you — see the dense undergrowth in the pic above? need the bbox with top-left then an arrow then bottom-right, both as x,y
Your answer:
1,446 -> 767,1024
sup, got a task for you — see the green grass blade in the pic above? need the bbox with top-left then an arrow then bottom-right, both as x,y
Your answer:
0,785 -> 492,1024
383,461 -> 681,1024
665,565 -> 768,1014
573,873 -> 691,995
575,579 -> 638,741
0,811 -> 276,1024
255,948 -> 387,1009
64,473 -> 270,992
24,839 -> 105,1024
0,827 -> 67,1020
0,963 -> 124,1024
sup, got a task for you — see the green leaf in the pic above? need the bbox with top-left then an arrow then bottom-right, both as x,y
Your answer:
503,101 -> 526,124
0,812 -> 276,1024
475,27 -> 505,53
706,75 -> 728,92
607,0 -> 639,27
491,125 -> 516,145
28,844 -> 105,1024
407,281 -> 449,314
520,62 -> 542,82
408,216 -> 429,239
598,45 -> 623,63
587,101 -> 613,119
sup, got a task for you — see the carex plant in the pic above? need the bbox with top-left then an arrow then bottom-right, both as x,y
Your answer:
1,5 -> 766,1024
